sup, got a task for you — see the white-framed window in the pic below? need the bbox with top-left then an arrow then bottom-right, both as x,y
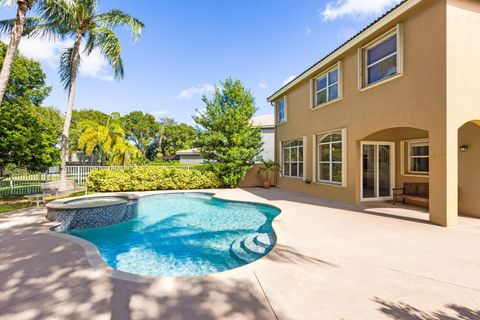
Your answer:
362,25 -> 402,87
408,141 -> 429,174
277,98 -> 286,124
282,139 -> 303,178
317,131 -> 344,184
314,66 -> 339,107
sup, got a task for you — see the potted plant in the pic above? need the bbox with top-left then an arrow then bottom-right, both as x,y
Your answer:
257,160 -> 281,189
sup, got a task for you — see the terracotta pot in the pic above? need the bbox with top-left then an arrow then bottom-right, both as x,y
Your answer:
263,180 -> 271,189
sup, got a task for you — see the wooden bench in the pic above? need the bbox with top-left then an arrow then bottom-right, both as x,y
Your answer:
24,180 -> 87,207
393,182 -> 429,206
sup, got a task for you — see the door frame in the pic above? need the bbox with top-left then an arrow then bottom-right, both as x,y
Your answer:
360,141 -> 396,202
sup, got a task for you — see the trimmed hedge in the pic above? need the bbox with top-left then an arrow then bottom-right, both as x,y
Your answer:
86,167 -> 221,192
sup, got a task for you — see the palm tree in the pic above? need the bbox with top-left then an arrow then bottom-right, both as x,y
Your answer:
48,0 -> 144,179
77,113 -> 126,165
111,141 -> 140,166
257,160 -> 281,189
0,0 -> 63,106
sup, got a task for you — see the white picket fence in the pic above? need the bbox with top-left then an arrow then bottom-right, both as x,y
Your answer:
0,165 -> 196,197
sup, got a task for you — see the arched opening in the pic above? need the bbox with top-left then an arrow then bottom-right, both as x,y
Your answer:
458,120 -> 480,218
360,127 -> 429,206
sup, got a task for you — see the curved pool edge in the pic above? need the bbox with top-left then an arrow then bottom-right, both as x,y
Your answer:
46,189 -> 286,283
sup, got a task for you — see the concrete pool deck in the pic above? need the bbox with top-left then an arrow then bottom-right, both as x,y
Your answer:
1,187 -> 480,319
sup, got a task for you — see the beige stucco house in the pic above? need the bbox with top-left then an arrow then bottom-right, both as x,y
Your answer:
267,0 -> 480,227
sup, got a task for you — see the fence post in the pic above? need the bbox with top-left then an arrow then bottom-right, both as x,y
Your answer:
9,174 -> 13,194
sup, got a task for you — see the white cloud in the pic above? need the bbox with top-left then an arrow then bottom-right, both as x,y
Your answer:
258,81 -> 267,89
2,37 -> 114,82
282,75 -> 297,86
305,27 -> 312,36
78,49 -> 114,81
320,0 -> 402,21
177,83 -> 216,99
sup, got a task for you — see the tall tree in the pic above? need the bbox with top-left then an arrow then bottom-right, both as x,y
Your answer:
69,108 -> 109,153
193,78 -> 261,187
122,111 -> 159,157
0,42 -> 59,171
0,0 -> 63,106
77,113 -> 128,165
49,0 -> 144,179
162,123 -> 196,156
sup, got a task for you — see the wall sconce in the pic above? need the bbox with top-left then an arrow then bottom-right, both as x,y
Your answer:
460,145 -> 469,152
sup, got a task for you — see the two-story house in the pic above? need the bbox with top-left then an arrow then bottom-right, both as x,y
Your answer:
267,0 -> 480,227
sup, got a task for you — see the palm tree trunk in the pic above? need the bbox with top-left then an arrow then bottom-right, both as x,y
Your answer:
59,33 -> 82,181
0,1 -> 28,106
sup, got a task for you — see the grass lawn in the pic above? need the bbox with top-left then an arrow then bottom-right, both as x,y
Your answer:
0,198 -> 30,214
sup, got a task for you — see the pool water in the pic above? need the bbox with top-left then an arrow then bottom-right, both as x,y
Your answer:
65,193 -> 280,276
64,196 -> 128,206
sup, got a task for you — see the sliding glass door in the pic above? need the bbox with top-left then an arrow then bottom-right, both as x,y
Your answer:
361,142 -> 395,201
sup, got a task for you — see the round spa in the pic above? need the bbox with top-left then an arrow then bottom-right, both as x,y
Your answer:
47,194 -> 139,232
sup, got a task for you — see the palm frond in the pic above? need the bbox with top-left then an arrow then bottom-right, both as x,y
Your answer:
85,27 -> 124,79
39,0 -> 78,33
59,46 -> 79,90
0,17 -> 41,38
0,0 -> 17,7
95,9 -> 144,42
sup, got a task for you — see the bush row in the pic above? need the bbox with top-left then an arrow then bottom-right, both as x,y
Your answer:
86,167 -> 221,192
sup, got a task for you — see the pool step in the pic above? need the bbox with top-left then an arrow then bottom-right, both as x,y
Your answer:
243,235 -> 269,255
230,238 -> 258,263
230,233 -> 275,263
255,233 -> 274,247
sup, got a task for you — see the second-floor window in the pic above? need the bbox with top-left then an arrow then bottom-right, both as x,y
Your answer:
277,98 -> 286,124
315,67 -> 339,107
364,28 -> 400,87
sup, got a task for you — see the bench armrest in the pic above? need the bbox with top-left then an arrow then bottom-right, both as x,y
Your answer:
392,188 -> 404,195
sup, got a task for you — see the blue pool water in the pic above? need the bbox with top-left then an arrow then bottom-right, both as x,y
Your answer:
65,193 -> 280,276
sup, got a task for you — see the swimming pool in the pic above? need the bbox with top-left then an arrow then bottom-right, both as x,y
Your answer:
62,193 -> 280,277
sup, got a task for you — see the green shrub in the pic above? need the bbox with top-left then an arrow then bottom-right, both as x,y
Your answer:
86,167 -> 221,192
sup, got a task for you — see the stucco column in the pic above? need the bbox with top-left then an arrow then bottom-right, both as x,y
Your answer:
429,127 -> 458,227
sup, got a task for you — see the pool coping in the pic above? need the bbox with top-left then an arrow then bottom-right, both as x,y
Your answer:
46,189 -> 286,283
46,193 -> 140,210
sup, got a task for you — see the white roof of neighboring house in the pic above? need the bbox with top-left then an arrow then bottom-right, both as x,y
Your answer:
175,148 -> 201,156
251,114 -> 274,128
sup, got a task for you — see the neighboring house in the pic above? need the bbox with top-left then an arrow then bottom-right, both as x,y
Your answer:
252,115 -> 275,162
176,115 -> 275,164
67,151 -> 100,166
176,148 -> 204,165
267,0 -> 480,226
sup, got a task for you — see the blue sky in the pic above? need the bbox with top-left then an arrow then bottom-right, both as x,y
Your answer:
0,0 -> 401,124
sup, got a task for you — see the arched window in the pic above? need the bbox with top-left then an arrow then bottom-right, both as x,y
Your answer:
317,131 -> 343,184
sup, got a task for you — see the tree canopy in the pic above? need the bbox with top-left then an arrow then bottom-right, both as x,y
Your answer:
122,111 -> 160,157
193,78 -> 261,187
0,42 -> 60,171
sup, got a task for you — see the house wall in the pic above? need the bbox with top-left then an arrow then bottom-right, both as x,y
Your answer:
179,155 -> 204,165
238,164 -> 276,188
458,122 -> 480,218
273,1 -> 448,216
259,127 -> 275,162
446,0 -> 480,220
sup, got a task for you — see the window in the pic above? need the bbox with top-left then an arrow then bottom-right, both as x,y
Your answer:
282,139 -> 303,178
315,67 -> 339,107
362,26 -> 401,87
317,131 -> 343,184
408,141 -> 429,174
277,98 -> 286,124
